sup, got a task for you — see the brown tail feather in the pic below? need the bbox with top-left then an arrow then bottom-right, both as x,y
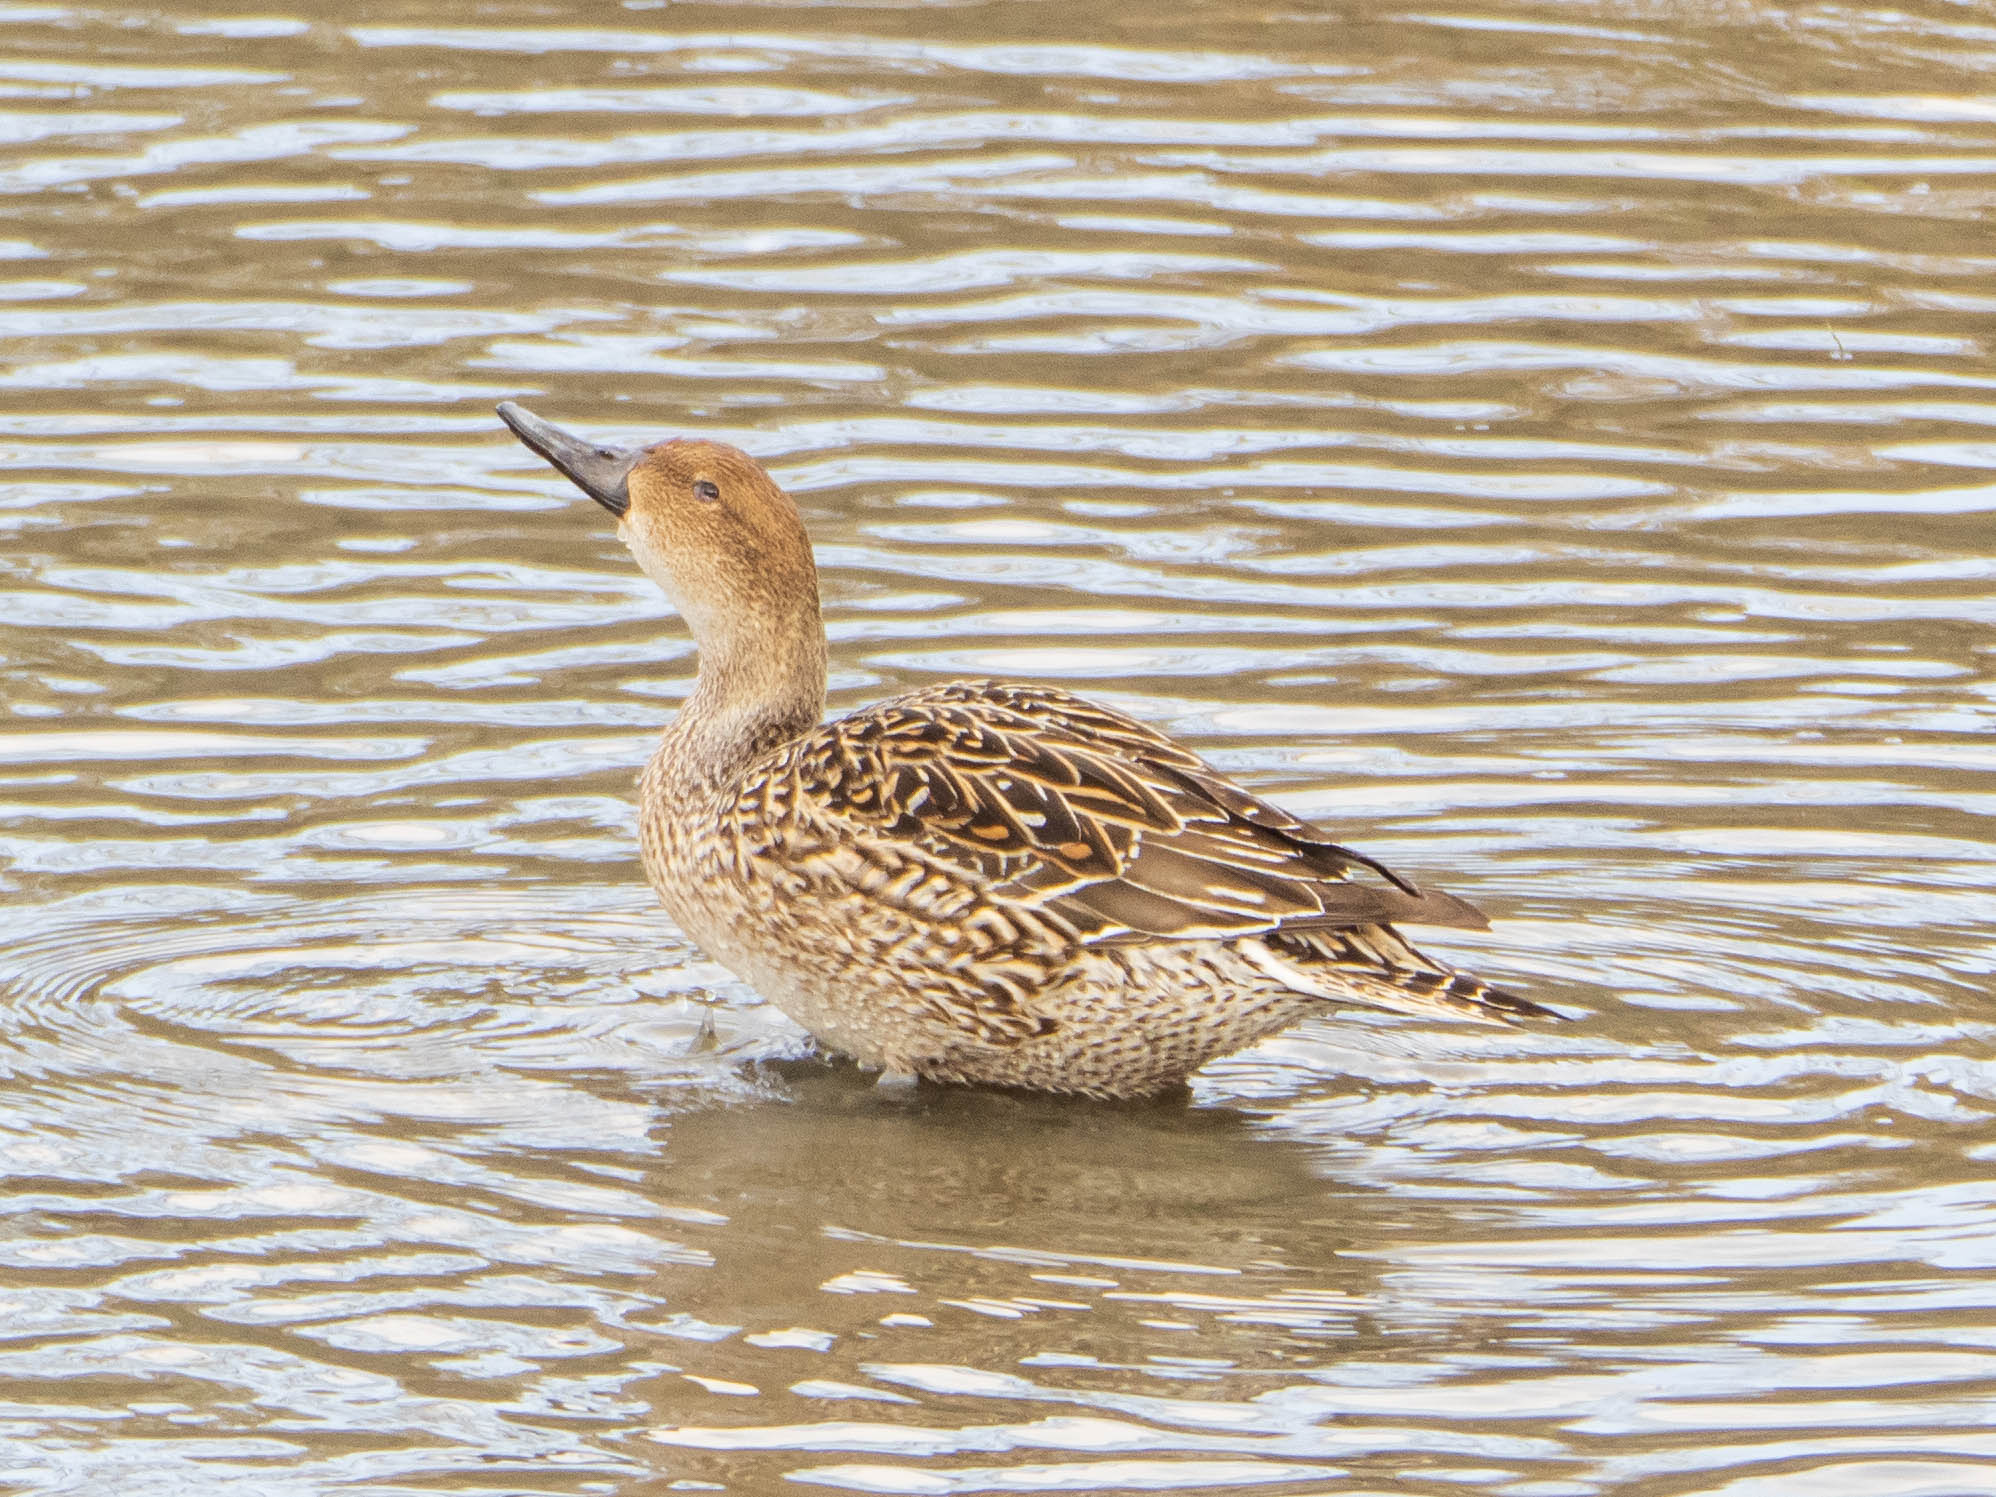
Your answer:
1369,965 -> 1565,1025
1253,925 -> 1562,1027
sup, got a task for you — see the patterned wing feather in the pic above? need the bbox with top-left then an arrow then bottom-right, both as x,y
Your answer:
781,680 -> 1490,945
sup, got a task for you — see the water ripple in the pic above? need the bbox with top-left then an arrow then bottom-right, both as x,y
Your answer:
2,2 -> 1994,1492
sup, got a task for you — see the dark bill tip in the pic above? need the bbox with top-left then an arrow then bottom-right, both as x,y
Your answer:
496,401 -> 637,518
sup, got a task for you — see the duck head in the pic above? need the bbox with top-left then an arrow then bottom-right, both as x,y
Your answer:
498,400 -> 822,638
497,402 -> 826,742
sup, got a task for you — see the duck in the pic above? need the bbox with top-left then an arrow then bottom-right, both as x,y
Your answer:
496,402 -> 1557,1098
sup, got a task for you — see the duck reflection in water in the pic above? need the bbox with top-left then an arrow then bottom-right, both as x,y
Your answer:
498,402 -> 1560,1099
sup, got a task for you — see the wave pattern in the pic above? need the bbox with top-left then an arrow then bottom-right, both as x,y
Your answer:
2,0 -> 1995,1492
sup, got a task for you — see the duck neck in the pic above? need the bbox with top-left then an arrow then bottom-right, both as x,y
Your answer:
662,613 -> 827,787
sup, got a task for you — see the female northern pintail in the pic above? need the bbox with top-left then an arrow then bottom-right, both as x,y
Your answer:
497,402 -> 1555,1097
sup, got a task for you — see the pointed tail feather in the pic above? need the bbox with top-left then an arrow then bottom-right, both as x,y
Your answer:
1346,965 -> 1565,1026
1249,927 -> 1563,1027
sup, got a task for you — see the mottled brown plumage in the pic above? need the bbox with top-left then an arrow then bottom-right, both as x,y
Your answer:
497,402 -> 1557,1098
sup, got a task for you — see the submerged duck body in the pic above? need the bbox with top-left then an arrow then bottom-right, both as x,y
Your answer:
498,402 -> 1555,1098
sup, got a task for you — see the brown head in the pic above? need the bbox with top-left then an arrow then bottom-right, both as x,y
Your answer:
497,402 -> 827,750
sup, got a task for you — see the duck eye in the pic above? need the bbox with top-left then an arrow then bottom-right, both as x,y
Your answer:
693,479 -> 721,503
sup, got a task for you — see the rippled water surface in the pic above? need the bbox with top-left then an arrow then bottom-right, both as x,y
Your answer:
5,1 -> 1996,1492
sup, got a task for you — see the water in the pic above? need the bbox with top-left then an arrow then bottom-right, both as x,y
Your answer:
4,1 -> 1996,1492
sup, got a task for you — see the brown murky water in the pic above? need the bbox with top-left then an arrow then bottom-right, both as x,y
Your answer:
5,1 -> 1996,1492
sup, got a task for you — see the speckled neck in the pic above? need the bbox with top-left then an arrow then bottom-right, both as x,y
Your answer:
656,609 -> 827,789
